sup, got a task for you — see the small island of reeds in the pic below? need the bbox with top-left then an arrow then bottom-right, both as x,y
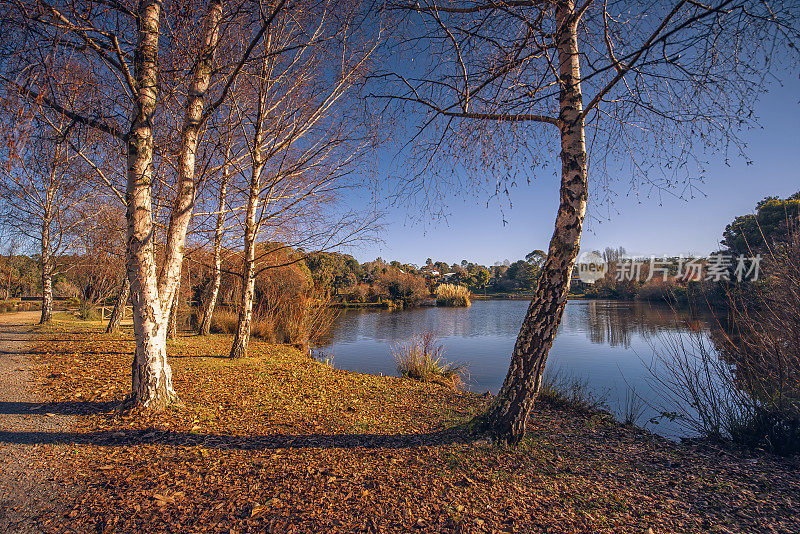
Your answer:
435,283 -> 471,307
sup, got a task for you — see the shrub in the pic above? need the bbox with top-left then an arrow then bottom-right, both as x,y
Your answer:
392,332 -> 466,389
209,291 -> 336,354
652,232 -> 800,454
435,283 -> 471,307
249,314 -> 276,343
247,288 -> 337,353
272,293 -> 337,352
78,300 -> 99,320
346,284 -> 369,303
538,369 -> 607,413
637,279 -> 687,303
376,269 -> 429,306
210,309 -> 239,335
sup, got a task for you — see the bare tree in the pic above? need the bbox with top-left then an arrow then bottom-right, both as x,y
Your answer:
71,204 -> 127,319
224,4 -> 378,359
0,105 -> 99,323
380,0 -> 799,443
197,116 -> 235,336
1,0 -> 290,408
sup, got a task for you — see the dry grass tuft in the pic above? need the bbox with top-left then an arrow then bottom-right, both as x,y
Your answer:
392,331 -> 467,389
435,284 -> 471,307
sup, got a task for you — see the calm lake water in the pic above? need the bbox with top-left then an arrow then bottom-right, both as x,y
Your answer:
318,299 -> 716,438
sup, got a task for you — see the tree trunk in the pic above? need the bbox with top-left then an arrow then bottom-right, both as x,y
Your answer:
40,218 -> 52,324
126,0 -> 223,408
199,162 -> 228,335
158,0 -> 224,308
484,2 -> 588,445
168,274 -> 180,341
126,0 -> 176,409
229,49 -> 268,359
228,179 -> 259,359
106,276 -> 130,333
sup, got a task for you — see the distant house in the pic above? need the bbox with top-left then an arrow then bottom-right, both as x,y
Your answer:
420,266 -> 441,278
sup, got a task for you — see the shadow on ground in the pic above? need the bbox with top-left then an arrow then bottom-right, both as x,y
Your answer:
0,424 -> 476,450
0,400 -> 117,416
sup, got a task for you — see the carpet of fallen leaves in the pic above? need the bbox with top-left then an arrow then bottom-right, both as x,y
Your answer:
23,322 -> 800,534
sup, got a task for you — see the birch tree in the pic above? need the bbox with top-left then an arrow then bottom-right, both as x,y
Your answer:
381,0 -> 799,444
1,0 -> 289,408
226,6 -> 378,358
0,108 -> 98,323
197,137 -> 232,336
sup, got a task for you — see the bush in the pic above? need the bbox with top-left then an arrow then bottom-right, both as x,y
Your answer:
583,276 -> 639,299
271,293 -> 337,352
210,309 -> 239,335
435,283 -> 471,307
392,332 -> 466,389
376,269 -> 429,306
538,369 -> 607,413
78,300 -> 99,320
346,284 -> 369,303
652,232 -> 800,454
636,279 -> 687,303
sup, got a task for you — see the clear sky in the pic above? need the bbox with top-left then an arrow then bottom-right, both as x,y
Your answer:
346,76 -> 800,267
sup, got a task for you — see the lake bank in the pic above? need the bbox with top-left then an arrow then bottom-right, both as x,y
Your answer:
319,299 -> 717,439
14,315 -> 800,533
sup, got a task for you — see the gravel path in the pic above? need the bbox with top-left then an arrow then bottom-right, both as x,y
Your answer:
0,312 -> 74,533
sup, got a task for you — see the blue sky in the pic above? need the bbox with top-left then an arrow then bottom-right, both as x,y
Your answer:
346,76 -> 800,267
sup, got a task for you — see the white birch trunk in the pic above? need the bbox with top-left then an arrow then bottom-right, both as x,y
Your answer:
228,47 -> 270,359
40,217 -> 53,324
126,0 -> 223,408
126,0 -> 174,409
486,1 -> 589,444
199,160 -> 228,335
228,171 -> 260,359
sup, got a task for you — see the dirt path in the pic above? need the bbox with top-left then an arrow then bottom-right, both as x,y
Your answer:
0,312 -> 74,533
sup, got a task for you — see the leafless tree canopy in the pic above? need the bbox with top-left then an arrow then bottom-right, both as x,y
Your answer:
375,0 -> 800,210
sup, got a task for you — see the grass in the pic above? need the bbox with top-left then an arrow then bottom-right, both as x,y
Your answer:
392,331 -> 467,389
208,308 -> 239,334
619,386 -> 647,427
538,369 -> 608,413
435,284 -> 471,307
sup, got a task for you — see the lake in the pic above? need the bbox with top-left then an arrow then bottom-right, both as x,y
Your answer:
317,299 -> 717,438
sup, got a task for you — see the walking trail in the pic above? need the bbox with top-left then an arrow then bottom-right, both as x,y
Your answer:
0,311 -> 73,533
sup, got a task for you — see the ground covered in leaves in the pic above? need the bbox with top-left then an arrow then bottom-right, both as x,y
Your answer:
16,320 -> 800,533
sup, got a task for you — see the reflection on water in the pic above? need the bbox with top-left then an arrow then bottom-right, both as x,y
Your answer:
319,299 -> 715,438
